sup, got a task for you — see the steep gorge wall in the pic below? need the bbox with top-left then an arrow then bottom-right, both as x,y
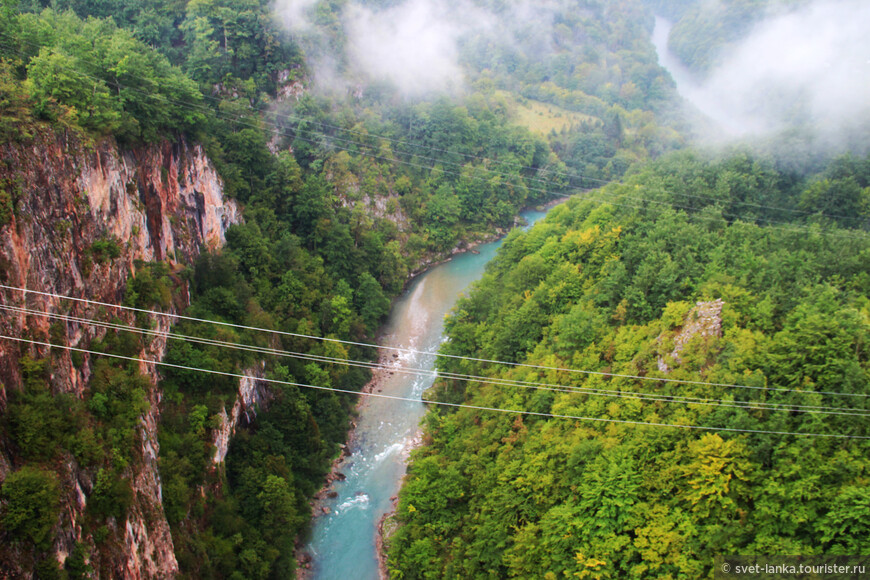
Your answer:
0,129 -> 241,577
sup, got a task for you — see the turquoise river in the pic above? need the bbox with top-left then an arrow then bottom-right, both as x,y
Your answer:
304,206 -> 552,579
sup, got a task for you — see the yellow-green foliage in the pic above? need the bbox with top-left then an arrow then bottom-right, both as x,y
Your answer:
503,93 -> 598,137
389,151 -> 870,578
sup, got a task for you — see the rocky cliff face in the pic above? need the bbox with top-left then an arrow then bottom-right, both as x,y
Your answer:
0,129 -> 241,578
212,363 -> 273,465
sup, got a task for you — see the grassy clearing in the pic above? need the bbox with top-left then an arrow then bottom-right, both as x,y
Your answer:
501,92 -> 598,136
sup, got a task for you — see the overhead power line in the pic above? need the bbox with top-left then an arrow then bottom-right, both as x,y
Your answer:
5,303 -> 867,417
2,284 -> 869,401
3,333 -> 869,440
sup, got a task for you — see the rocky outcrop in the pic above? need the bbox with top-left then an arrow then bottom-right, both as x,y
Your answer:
657,299 -> 724,373
324,153 -> 410,232
275,67 -> 306,103
376,509 -> 399,580
212,363 -> 272,464
0,129 -> 241,578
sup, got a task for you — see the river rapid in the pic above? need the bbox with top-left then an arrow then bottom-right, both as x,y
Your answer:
303,207 -> 551,579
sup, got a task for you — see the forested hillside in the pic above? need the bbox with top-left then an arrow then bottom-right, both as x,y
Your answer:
387,151 -> 870,577
0,0 -> 689,577
3,0 -> 869,576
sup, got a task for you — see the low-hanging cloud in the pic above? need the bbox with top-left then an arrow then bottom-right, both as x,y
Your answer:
343,0 -> 473,97
276,0 -> 319,33
273,0 -> 581,98
275,0 -> 495,97
661,0 -> 870,150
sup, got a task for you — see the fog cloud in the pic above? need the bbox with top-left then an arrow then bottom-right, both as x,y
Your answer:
273,0 -> 583,98
659,0 -> 870,150
343,0 -> 475,97
275,0 -> 494,97
276,0 -> 319,33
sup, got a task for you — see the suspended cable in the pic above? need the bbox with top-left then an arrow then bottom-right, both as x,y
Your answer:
3,333 -> 869,440
5,303 -> 866,417
2,287 -> 869,402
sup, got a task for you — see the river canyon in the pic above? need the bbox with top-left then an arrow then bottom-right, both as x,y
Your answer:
303,207 -> 550,579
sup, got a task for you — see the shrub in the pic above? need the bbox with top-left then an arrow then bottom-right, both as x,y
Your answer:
1,465 -> 60,549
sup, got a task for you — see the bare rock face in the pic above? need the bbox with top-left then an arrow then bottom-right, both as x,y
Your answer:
657,299 -> 724,373
212,363 -> 273,465
275,68 -> 306,103
0,129 -> 241,578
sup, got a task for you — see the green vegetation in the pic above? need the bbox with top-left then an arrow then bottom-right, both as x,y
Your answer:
464,0 -> 674,116
156,227 -> 379,577
125,260 -> 173,311
388,151 -> 870,578
0,0 -> 685,245
0,0 -> 701,576
88,237 -> 121,264
0,6 -> 205,141
506,94 -> 598,138
0,174 -> 21,226
1,0 -> 866,572
1,343 -> 156,573
1,465 -> 60,550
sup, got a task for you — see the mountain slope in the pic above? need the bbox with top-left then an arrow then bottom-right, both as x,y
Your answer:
387,151 -> 870,578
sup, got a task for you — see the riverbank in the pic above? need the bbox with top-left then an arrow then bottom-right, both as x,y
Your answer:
370,197 -> 569,578
405,230 -> 505,285
404,196 -> 570,286
295,340 -> 428,577
300,200 -> 562,543
376,510 -> 398,579
294,348 -> 396,577
297,200 -> 566,580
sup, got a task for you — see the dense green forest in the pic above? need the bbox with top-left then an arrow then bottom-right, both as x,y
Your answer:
387,150 -> 870,577
7,0 -> 867,574
0,0 -> 687,253
0,0 -> 694,577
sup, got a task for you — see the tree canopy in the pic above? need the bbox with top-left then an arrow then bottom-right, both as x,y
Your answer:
387,150 -> 870,578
